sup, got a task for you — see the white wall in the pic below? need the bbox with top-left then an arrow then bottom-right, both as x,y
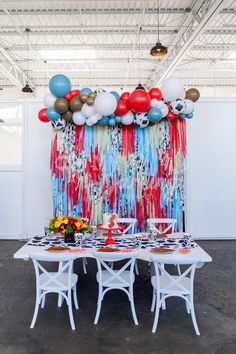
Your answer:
0,99 -> 52,239
186,98 -> 236,239
0,97 -> 236,239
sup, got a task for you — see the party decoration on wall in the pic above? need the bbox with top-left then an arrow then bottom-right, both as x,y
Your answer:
40,75 -> 196,230
51,120 -> 187,230
38,74 -> 199,129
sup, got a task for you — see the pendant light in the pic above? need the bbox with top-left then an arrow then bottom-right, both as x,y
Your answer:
150,0 -> 168,57
22,28 -> 33,93
135,27 -> 145,90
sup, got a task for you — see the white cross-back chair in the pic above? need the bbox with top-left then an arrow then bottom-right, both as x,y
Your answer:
147,218 -> 176,234
150,256 -> 200,335
117,218 -> 137,235
93,251 -> 138,325
30,253 -> 79,330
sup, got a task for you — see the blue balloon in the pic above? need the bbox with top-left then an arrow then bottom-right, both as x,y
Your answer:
115,115 -> 122,123
49,74 -> 71,98
147,107 -> 162,122
109,113 -> 116,119
186,113 -> 193,119
98,116 -> 109,126
80,87 -> 92,96
179,114 -> 186,119
108,118 -> 116,126
111,91 -> 120,101
46,107 -> 61,121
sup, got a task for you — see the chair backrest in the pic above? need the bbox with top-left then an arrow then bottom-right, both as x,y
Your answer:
147,218 -> 176,234
30,253 -> 75,290
118,218 -> 137,234
151,255 -> 200,294
93,251 -> 137,288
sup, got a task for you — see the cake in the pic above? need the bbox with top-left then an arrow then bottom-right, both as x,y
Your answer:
101,213 -> 119,229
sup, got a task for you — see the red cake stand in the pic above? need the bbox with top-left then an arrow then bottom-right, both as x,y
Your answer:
97,224 -> 123,245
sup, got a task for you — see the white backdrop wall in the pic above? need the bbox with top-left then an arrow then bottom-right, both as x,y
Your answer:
186,98 -> 236,239
0,99 -> 52,239
0,98 -> 235,239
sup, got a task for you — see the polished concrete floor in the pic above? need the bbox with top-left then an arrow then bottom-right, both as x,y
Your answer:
0,240 -> 235,354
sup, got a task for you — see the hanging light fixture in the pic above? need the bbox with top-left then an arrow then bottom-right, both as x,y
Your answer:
22,28 -> 33,93
135,27 -> 146,90
150,0 -> 168,57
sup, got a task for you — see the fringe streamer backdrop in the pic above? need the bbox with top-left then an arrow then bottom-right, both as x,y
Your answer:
50,119 -> 186,231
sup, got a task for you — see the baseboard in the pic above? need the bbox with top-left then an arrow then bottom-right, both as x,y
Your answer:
192,234 -> 236,240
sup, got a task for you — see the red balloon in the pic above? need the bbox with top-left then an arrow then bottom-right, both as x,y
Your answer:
129,89 -> 151,113
149,88 -> 162,100
71,89 -> 80,97
38,108 -> 50,123
115,99 -> 129,116
120,92 -> 130,103
166,111 -> 175,121
64,92 -> 73,101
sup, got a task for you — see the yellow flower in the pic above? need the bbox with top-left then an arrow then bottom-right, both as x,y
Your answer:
55,221 -> 61,228
75,221 -> 82,229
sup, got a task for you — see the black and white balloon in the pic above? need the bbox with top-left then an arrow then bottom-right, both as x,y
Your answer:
182,99 -> 194,114
51,117 -> 66,130
134,112 -> 149,128
170,99 -> 186,114
94,88 -> 106,95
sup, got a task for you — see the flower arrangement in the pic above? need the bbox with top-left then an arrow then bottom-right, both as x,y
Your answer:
49,216 -> 90,235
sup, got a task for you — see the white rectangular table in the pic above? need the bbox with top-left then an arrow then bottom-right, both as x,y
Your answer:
14,234 -> 212,265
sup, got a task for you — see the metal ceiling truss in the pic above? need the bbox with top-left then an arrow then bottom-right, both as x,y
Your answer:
147,0 -> 229,87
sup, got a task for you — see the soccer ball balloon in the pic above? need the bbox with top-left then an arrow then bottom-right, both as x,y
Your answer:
170,99 -> 186,114
134,112 -> 149,128
51,117 -> 66,130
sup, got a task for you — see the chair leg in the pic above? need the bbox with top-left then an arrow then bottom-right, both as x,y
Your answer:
152,293 -> 160,333
82,258 -> 87,274
67,293 -> 76,330
185,296 -> 190,314
151,288 -> 156,312
57,293 -> 65,307
129,288 -> 138,325
94,289 -> 103,325
161,295 -> 166,310
73,286 -> 79,310
177,264 -> 181,275
190,297 -> 200,335
135,260 -> 139,275
41,294 -> 46,308
30,295 -> 41,329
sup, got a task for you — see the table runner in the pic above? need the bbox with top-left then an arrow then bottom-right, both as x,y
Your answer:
27,235 -> 197,249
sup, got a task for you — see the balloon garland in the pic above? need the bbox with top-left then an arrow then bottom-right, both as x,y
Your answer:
38,74 -> 200,129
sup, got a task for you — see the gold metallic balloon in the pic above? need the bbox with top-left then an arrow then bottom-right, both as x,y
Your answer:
80,94 -> 88,103
185,88 -> 200,102
61,110 -> 73,121
69,97 -> 83,112
88,92 -> 97,99
54,98 -> 69,113
86,96 -> 95,106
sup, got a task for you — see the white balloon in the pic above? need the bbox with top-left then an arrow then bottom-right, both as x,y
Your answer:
160,104 -> 169,118
121,110 -> 134,125
81,103 -> 96,118
94,92 -> 117,116
161,77 -> 185,102
151,98 -> 164,108
94,87 -> 106,95
89,114 -> 99,124
72,111 -> 86,125
44,93 -> 57,107
182,99 -> 194,114
86,117 -> 96,126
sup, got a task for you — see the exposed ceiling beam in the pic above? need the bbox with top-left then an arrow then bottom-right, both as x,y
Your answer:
6,43 -> 236,52
0,40 -> 35,89
148,0 -> 228,87
0,7 -> 190,16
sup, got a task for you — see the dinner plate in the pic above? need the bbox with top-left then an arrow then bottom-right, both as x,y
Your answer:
150,247 -> 175,254
46,246 -> 70,252
97,247 -> 120,252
